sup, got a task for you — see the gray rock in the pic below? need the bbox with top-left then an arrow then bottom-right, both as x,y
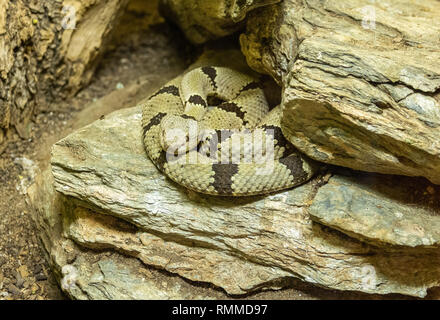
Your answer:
24,59 -> 219,300
50,105 -> 440,297
28,144 -> 223,300
66,206 -> 293,294
66,253 -> 221,300
399,93 -> 440,127
309,171 -> 440,248
240,0 -> 440,184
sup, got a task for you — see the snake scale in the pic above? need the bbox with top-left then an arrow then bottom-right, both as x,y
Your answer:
141,66 -> 316,196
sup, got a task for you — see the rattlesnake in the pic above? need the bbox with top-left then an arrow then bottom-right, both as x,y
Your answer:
141,66 -> 316,196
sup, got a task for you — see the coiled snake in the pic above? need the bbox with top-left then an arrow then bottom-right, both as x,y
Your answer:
141,66 -> 316,196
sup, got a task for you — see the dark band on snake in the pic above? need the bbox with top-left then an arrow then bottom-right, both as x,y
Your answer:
201,66 -> 218,89
217,102 -> 248,124
188,95 -> 208,108
150,85 -> 180,98
211,163 -> 239,195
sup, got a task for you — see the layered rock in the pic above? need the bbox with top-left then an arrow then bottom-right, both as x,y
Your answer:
28,166 -> 223,300
49,104 -> 440,298
308,169 -> 440,248
240,0 -> 440,183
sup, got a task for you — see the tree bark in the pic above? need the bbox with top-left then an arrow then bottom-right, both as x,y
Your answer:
0,0 -> 130,153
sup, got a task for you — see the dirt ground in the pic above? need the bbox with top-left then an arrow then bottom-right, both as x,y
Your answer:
1,6 -> 439,300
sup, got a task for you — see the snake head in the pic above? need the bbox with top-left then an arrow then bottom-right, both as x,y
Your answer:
159,114 -> 199,155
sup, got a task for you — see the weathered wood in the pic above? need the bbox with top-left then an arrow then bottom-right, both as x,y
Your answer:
0,0 -> 130,152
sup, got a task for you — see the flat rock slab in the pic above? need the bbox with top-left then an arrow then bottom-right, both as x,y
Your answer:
27,163 -> 224,300
32,164 -> 412,300
68,252 -> 222,300
309,171 -> 440,248
66,206 -> 293,294
51,105 -> 440,297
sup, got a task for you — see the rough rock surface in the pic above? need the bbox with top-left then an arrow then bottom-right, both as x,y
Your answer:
0,0 -> 131,153
240,0 -> 440,183
50,104 -> 440,298
32,162 -> 420,300
66,205 -> 293,294
309,169 -> 440,248
28,167 -> 222,300
159,0 -> 280,44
